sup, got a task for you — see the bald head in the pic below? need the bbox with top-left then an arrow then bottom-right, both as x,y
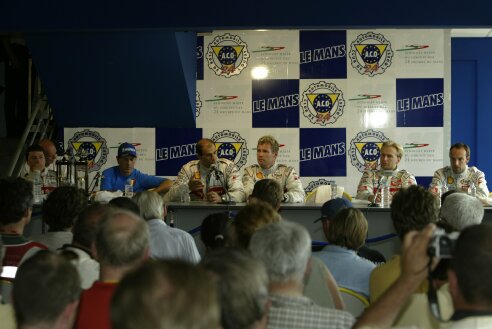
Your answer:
39,139 -> 57,166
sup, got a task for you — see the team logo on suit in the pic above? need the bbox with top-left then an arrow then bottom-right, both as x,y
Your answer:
349,129 -> 389,172
207,33 -> 250,78
196,91 -> 202,118
349,32 -> 393,76
211,130 -> 249,169
68,129 -> 109,172
301,81 -> 345,126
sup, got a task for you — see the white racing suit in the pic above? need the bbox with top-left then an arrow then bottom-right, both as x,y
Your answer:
242,163 -> 305,203
356,169 -> 417,203
165,159 -> 245,202
429,166 -> 489,199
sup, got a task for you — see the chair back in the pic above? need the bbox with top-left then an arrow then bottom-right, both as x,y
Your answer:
339,287 -> 369,317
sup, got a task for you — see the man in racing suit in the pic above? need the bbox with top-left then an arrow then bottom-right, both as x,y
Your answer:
356,140 -> 417,204
243,135 -> 305,203
429,142 -> 489,199
165,138 -> 245,203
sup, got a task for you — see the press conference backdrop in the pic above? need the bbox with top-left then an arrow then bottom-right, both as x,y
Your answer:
62,29 -> 451,195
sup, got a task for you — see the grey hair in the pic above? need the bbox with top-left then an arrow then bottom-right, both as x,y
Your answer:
249,220 -> 311,284
133,191 -> 164,220
440,193 -> 484,231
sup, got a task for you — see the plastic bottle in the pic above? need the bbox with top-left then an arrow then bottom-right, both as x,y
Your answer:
125,180 -> 134,198
330,182 -> 337,199
180,185 -> 191,203
468,182 -> 477,198
33,170 -> 44,205
380,177 -> 391,208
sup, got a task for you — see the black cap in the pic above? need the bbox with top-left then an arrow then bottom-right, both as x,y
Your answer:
313,198 -> 353,223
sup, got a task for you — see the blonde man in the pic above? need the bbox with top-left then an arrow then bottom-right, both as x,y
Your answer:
356,140 -> 417,203
243,135 -> 305,203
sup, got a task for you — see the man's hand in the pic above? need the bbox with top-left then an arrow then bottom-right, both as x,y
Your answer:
188,177 -> 204,192
206,191 -> 221,203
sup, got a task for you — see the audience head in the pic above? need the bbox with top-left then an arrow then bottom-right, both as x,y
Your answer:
0,177 -> 33,226
200,212 -> 230,251
440,192 -> 483,231
450,224 -> 492,308
95,209 -> 149,268
73,203 -> 109,251
391,185 -> 439,239
202,248 -> 269,329
315,197 -> 352,223
440,188 -> 459,205
111,260 -> 220,329
42,186 -> 87,231
249,221 -> 311,285
228,201 -> 281,249
38,138 -> 58,166
25,144 -> 46,171
13,250 -> 81,329
249,178 -> 283,210
108,196 -> 140,216
133,191 -> 164,220
326,208 -> 368,251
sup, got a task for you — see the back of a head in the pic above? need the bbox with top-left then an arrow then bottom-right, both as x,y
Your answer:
132,191 -> 163,220
111,259 -> 220,329
42,186 -> 88,231
0,177 -> 33,226
440,193 -> 484,231
73,203 -> 110,249
202,248 -> 269,329
13,250 -> 81,327
250,178 -> 283,210
249,220 -> 311,284
95,209 -> 149,267
200,212 -> 230,251
391,185 -> 439,239
108,196 -> 141,216
229,201 -> 281,249
452,224 -> 492,306
327,208 -> 368,250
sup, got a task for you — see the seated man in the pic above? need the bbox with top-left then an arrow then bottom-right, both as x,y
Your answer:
243,135 -> 305,203
19,139 -> 59,178
356,140 -> 417,203
165,138 -> 245,203
100,142 -> 173,194
429,142 -> 489,199
21,144 -> 52,180
0,177 -> 47,266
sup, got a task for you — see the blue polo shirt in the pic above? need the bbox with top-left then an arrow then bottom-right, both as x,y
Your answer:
100,166 -> 167,192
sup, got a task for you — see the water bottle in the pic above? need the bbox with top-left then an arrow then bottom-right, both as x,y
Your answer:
380,177 -> 391,208
468,182 -> 477,198
180,185 -> 191,203
330,182 -> 337,199
33,170 -> 43,205
441,183 -> 448,195
124,181 -> 134,198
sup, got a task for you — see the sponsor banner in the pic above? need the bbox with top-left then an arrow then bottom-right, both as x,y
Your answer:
396,78 -> 444,127
252,79 -> 299,128
155,128 -> 203,176
201,128 -> 251,170
345,79 -> 396,129
299,79 -> 347,128
300,128 -> 347,177
196,79 -> 252,128
393,29 -> 445,78
204,32 -> 250,80
247,30 -> 299,79
197,35 -> 204,80
63,128 -> 156,177
299,30 -> 347,79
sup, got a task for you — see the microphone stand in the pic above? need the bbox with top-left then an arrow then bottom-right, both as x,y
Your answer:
369,175 -> 383,208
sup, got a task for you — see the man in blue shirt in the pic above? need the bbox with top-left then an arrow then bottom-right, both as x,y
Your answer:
100,143 -> 172,194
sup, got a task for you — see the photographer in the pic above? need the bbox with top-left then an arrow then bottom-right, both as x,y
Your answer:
354,223 -> 492,329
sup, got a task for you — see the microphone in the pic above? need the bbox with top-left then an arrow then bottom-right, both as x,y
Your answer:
89,172 -> 101,194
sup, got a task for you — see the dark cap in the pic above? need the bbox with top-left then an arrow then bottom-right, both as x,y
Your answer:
117,143 -> 137,158
314,197 -> 353,223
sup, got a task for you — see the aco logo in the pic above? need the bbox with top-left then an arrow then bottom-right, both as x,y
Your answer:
206,33 -> 250,78
211,130 -> 249,169
301,81 -> 345,126
349,32 -> 393,77
348,129 -> 389,172
196,91 -> 202,118
68,129 -> 109,172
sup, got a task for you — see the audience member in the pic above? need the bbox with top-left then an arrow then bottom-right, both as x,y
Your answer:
314,207 -> 375,298
200,212 -> 230,252
202,248 -> 269,329
12,250 -> 81,329
0,238 -> 15,329
111,259 -> 221,329
108,196 -> 140,216
133,191 -> 200,263
249,178 -> 283,210
0,177 -> 47,266
440,192 -> 484,231
31,186 -> 87,250
74,209 -> 149,329
249,221 -> 355,329
370,185 -> 439,302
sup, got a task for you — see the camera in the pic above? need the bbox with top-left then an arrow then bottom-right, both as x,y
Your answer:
427,228 -> 459,259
